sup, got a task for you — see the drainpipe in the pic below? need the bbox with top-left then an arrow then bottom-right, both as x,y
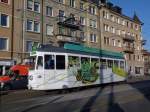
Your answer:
11,0 -> 14,61
41,0 -> 44,44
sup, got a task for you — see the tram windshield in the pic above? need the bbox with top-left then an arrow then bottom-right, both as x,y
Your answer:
26,56 -> 36,70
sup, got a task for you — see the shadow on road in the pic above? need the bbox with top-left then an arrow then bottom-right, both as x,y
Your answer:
107,84 -> 124,112
129,80 -> 150,102
80,73 -> 124,112
80,86 -> 104,112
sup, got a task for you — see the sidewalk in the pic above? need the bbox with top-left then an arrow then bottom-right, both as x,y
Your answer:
127,75 -> 150,83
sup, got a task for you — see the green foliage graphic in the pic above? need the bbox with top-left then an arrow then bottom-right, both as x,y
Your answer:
112,66 -> 127,77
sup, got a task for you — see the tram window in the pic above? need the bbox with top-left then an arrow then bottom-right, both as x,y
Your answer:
114,60 -> 119,67
36,56 -> 43,70
44,55 -> 55,69
56,55 -> 65,69
120,61 -> 124,69
107,60 -> 113,68
100,59 -> 107,69
91,58 -> 99,69
68,56 -> 79,67
81,57 -> 90,64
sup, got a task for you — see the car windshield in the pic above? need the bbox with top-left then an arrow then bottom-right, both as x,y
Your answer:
5,70 -> 15,77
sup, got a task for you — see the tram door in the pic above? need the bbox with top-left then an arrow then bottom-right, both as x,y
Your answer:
55,55 -> 66,81
44,55 -> 55,83
34,56 -> 44,86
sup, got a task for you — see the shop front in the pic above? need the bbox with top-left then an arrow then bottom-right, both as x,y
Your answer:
0,60 -> 15,76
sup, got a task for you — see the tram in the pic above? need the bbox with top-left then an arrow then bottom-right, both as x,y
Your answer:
28,43 -> 127,90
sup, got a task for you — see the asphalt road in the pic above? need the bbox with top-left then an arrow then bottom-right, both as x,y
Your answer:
1,81 -> 150,112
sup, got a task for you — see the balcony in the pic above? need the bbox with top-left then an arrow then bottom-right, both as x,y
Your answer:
56,34 -> 83,43
123,47 -> 134,53
57,16 -> 82,30
123,35 -> 134,42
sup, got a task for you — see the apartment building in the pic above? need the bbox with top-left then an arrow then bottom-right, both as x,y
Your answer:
99,2 -> 145,75
0,0 -> 146,76
0,0 -> 15,75
143,50 -> 150,75
0,0 -> 100,75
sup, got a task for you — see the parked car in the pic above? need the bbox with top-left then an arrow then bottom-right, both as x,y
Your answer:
0,65 -> 29,91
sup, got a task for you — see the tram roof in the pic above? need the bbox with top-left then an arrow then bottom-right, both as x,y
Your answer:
37,43 -> 124,59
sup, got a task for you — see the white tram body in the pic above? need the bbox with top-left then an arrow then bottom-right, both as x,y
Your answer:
28,43 -> 127,90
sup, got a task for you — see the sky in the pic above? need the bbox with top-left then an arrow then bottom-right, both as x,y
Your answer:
109,0 -> 150,51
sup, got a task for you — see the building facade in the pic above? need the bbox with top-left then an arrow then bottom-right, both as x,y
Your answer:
0,0 -> 146,76
143,50 -> 150,75
99,2 -> 145,76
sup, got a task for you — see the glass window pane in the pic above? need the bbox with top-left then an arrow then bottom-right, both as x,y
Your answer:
0,38 -> 7,50
36,56 -> 43,70
46,25 -> 53,35
27,0 -> 33,10
1,14 -> 8,27
56,55 -> 65,69
34,21 -> 40,32
26,41 -> 32,52
34,2 -> 40,12
46,6 -> 52,16
27,20 -> 33,31
44,55 -> 55,69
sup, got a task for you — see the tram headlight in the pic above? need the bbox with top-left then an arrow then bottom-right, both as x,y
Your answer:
28,75 -> 33,80
0,82 -> 4,88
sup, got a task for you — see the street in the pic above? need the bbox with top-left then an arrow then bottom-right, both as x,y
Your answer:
1,81 -> 150,112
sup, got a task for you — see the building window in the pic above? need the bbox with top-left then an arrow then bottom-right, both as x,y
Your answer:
122,19 -> 125,26
118,40 -> 121,47
34,2 -> 40,12
135,24 -> 139,30
135,67 -> 141,74
0,0 -> 9,4
46,25 -> 53,36
26,19 -> 40,33
104,24 -> 109,32
27,0 -> 33,10
27,0 -> 40,13
0,38 -> 8,51
80,2 -> 84,10
89,6 -> 96,15
26,41 -> 39,52
34,21 -> 40,32
69,0 -> 75,8
80,16 -> 85,25
0,13 -> 9,27
89,19 -> 97,28
103,11 -> 109,19
58,0 -> 64,3
59,26 -> 65,35
110,15 -> 115,22
110,27 -> 115,34
80,32 -> 85,40
104,37 -> 109,45
58,10 -> 65,22
46,6 -> 53,16
112,39 -> 116,46
26,41 -> 32,52
59,10 -> 65,17
90,34 -> 97,42
27,20 -> 33,31
116,17 -> 120,24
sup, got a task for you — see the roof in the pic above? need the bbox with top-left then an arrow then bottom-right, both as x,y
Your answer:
37,43 -> 124,59
133,13 -> 143,25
